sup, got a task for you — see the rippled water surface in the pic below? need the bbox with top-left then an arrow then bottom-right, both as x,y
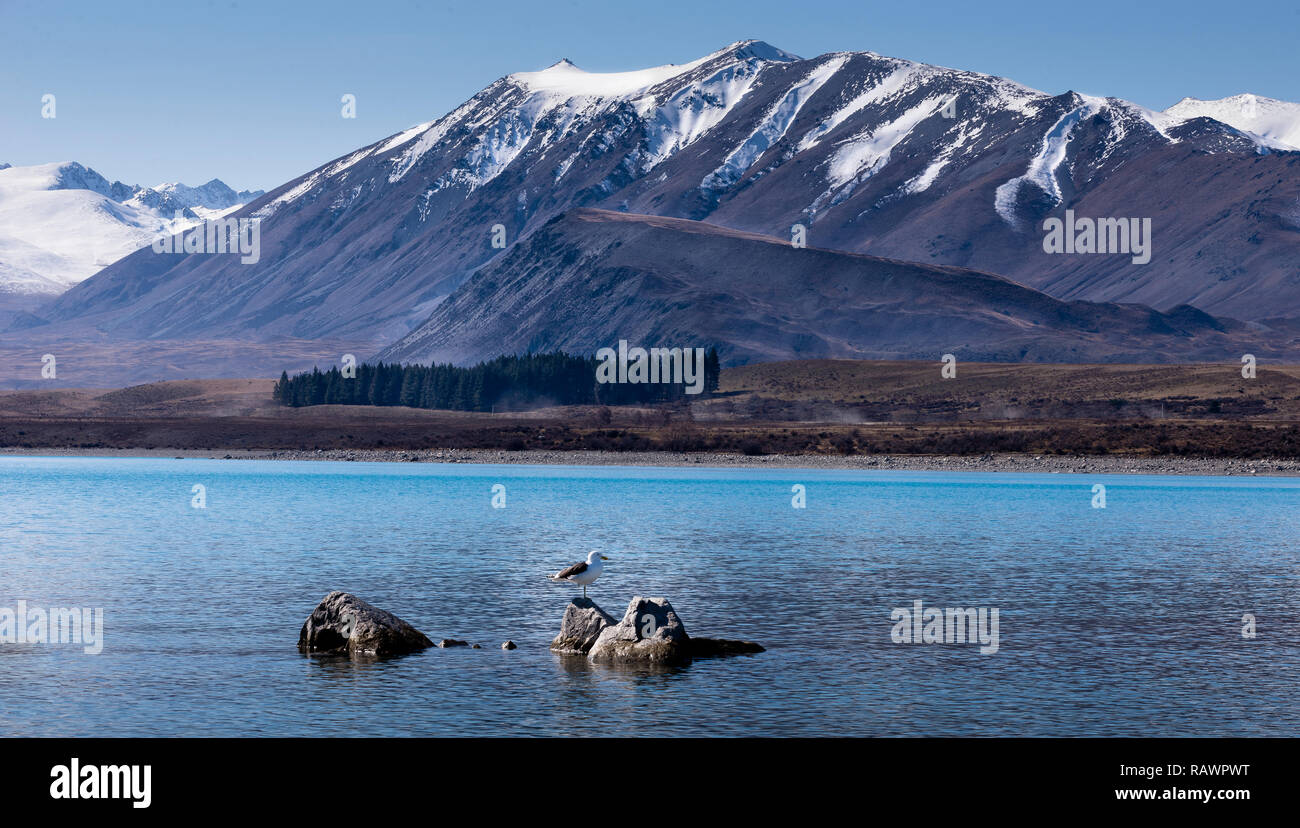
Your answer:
2,456 -> 1298,736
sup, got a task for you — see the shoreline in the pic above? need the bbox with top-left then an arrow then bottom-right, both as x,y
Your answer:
2,446 -> 1297,476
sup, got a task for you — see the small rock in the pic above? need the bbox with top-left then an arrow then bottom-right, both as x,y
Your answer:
501,640 -> 517,650
471,644 -> 482,649
438,639 -> 469,648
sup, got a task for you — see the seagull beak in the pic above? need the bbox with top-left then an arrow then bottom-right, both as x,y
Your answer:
600,555 -> 609,561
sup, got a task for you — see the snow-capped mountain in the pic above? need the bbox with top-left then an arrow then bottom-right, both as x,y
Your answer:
46,40 -> 1300,352
0,161 -> 262,296
1166,94 -> 1300,151
127,179 -> 265,220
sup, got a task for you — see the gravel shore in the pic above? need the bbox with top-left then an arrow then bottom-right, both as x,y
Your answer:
3,446 -> 1299,476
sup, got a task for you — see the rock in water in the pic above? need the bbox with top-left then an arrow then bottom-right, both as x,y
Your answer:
687,638 -> 765,657
501,640 -> 517,650
298,591 -> 434,657
588,596 -> 690,664
585,596 -> 766,664
550,597 -> 617,654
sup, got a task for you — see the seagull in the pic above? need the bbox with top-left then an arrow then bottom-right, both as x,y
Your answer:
549,550 -> 609,598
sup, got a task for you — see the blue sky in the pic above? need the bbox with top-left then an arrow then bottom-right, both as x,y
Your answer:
3,0 -> 1297,191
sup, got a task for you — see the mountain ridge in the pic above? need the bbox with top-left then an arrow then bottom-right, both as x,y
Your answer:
380,207 -> 1291,367
28,40 -> 1300,367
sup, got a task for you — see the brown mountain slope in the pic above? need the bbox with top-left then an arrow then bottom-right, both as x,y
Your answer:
381,209 -> 1300,366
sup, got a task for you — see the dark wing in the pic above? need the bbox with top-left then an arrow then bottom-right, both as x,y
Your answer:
555,561 -> 588,579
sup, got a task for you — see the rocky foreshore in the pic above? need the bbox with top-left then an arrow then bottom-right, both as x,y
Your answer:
8,445 -> 1300,476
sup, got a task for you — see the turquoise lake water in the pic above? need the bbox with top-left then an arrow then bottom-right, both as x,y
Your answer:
1,456 -> 1298,736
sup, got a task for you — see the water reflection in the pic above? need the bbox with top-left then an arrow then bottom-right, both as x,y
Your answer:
550,650 -> 691,679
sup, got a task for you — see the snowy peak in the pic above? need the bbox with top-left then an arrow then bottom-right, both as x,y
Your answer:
0,161 -> 262,295
36,161 -> 139,201
370,40 -> 805,197
1165,93 -> 1300,150
713,39 -> 802,63
508,39 -> 798,99
508,57 -> 696,97
0,161 -> 137,202
127,178 -> 265,216
0,161 -> 263,210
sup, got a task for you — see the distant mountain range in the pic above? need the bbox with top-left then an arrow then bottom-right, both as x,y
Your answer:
0,161 -> 262,296
9,40 -> 1300,380
1166,94 -> 1300,150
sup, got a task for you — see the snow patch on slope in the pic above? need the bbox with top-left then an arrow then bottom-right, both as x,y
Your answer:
702,55 -> 848,190
440,94 -> 569,192
377,120 -> 438,155
900,122 -> 979,196
826,97 -> 945,188
257,145 -> 380,218
796,62 -> 920,153
1122,101 -> 1183,142
994,97 -> 1103,226
639,61 -> 769,173
387,99 -> 490,183
805,96 -> 946,217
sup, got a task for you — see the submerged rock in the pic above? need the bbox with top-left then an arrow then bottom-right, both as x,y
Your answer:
298,592 -> 434,657
438,639 -> 469,648
501,640 -> 517,650
687,638 -> 765,657
550,597 -> 617,654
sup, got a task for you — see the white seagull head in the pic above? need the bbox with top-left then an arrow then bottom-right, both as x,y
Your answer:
587,550 -> 610,564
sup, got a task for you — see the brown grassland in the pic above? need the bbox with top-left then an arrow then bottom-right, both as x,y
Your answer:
3,360 -> 1300,458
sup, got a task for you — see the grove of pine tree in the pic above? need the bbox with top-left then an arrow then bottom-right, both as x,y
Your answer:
272,350 -> 720,411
